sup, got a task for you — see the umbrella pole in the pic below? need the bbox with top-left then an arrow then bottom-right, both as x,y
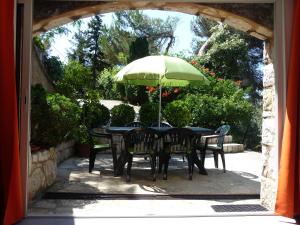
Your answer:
158,85 -> 162,129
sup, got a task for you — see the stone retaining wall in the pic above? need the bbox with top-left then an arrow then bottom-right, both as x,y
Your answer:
28,141 -> 75,201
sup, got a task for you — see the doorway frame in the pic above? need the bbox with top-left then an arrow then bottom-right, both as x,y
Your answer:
19,0 -> 290,215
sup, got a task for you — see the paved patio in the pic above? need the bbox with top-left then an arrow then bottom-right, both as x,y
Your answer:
45,151 -> 261,195
28,151 -> 265,216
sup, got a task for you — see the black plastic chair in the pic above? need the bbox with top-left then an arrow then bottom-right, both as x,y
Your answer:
124,121 -> 143,127
88,128 -> 117,173
122,128 -> 158,182
199,125 -> 230,172
160,128 -> 196,180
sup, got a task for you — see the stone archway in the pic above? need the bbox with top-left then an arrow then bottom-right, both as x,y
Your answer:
32,1 -> 277,210
33,1 -> 273,41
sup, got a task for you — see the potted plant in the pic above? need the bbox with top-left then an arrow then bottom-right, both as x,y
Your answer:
74,101 -> 111,157
73,124 -> 91,158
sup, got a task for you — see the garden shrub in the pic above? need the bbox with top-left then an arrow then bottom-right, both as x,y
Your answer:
82,101 -> 111,128
56,60 -> 93,99
110,104 -> 135,126
184,93 -> 253,143
43,56 -> 64,82
46,93 -> 82,144
139,102 -> 159,127
98,67 -> 122,100
163,100 -> 191,127
118,84 -> 149,105
30,84 -> 81,147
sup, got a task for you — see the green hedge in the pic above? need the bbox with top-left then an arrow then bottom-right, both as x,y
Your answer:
110,104 -> 135,126
82,101 -> 110,128
139,102 -> 159,127
31,84 -> 81,147
163,100 -> 191,127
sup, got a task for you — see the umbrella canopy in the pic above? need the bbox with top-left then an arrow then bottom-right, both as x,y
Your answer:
114,55 -> 209,127
115,55 -> 209,86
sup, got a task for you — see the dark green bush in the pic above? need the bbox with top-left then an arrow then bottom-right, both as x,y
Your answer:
110,104 -> 135,126
56,60 -> 93,99
98,67 -> 122,100
163,100 -> 191,127
30,84 -> 81,147
82,101 -> 111,128
184,92 -> 253,143
139,102 -> 159,127
46,93 -> 81,143
43,56 -> 64,82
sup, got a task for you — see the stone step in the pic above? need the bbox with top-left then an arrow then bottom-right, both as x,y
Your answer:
223,143 -> 244,153
201,135 -> 233,144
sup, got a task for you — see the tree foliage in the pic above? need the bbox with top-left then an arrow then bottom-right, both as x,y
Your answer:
191,23 -> 263,103
85,15 -> 110,87
56,60 -> 93,99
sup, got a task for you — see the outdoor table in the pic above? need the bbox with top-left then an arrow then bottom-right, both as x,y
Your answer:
106,126 -> 213,135
104,126 -> 214,176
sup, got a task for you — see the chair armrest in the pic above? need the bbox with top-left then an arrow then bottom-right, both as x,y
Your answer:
202,134 -> 225,147
88,129 -> 113,142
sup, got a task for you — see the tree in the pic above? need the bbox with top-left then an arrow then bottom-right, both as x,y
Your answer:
99,23 -> 132,66
191,22 -> 263,103
112,11 -> 178,55
68,29 -> 88,65
56,60 -> 93,100
128,36 -> 149,62
123,37 -> 150,105
85,15 -> 110,87
190,16 -> 218,55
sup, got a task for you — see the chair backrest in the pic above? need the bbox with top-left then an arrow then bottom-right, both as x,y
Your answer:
163,128 -> 195,152
88,128 -> 112,147
124,121 -> 143,127
123,128 -> 157,154
215,125 -> 230,147
150,122 -> 172,127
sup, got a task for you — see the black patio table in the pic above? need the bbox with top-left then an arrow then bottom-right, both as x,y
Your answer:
105,126 -> 214,177
106,126 -> 213,135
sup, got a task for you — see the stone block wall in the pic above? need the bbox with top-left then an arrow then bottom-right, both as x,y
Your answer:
31,45 -> 55,92
28,141 -> 75,201
260,40 -> 277,210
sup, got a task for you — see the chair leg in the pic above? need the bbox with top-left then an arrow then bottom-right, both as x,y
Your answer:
220,151 -> 226,173
187,153 -> 193,180
213,152 -> 219,168
114,151 -> 127,176
126,153 -> 133,182
192,150 -> 207,175
111,145 -> 117,173
89,150 -> 96,173
163,153 -> 170,180
200,149 -> 206,167
158,151 -> 164,174
150,154 -> 157,181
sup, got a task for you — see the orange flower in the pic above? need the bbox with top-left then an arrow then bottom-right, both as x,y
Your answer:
173,88 -> 180,94
162,91 -> 169,97
147,86 -> 156,93
217,77 -> 223,81
190,60 -> 196,65
210,72 -> 216,77
235,80 -> 242,85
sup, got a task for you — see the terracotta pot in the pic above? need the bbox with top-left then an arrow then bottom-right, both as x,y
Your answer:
75,143 -> 90,158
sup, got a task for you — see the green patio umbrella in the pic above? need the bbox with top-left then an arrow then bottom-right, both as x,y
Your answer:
115,55 -> 209,127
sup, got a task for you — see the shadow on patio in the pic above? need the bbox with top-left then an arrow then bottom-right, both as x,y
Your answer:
44,151 -> 261,196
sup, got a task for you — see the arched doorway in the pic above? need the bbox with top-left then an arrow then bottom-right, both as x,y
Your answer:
23,1 -> 285,215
